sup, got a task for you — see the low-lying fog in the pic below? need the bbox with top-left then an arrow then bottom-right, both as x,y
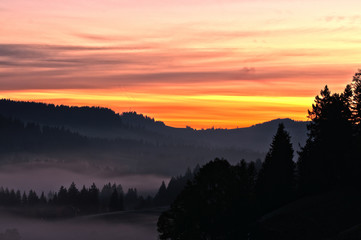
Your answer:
0,162 -> 168,239
0,209 -> 161,240
0,162 -> 169,196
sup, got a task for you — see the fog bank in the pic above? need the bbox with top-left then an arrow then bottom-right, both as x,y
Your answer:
0,209 -> 161,240
0,163 -> 169,196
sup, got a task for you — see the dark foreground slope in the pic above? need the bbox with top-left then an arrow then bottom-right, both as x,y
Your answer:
254,188 -> 361,240
0,208 -> 162,240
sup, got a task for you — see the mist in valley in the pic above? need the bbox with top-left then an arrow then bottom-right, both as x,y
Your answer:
0,163 -> 167,240
0,162 -> 168,196
0,209 -> 160,240
0,100 -> 310,239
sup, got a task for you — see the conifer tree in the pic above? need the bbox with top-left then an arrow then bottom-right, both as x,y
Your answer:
89,183 -> 99,213
154,181 -> 168,206
158,158 -> 256,240
352,70 -> 361,130
27,190 -> 39,205
256,123 -> 295,213
68,182 -> 79,207
109,188 -> 120,211
298,85 -> 354,194
57,186 -> 68,205
21,191 -> 27,205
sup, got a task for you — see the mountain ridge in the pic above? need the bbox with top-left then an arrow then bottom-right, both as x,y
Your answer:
0,98 -> 306,131
0,99 -> 308,175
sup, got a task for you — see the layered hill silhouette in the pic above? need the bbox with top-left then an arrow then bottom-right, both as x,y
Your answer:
0,99 -> 308,175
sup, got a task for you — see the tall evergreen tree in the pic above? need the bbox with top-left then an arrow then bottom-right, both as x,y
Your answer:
68,182 -> 80,207
15,190 -> 21,205
39,192 -> 47,204
57,186 -> 68,205
100,183 -> 113,211
124,188 -> 138,210
256,123 -> 295,213
298,85 -> 354,194
115,184 -> 124,211
109,188 -> 120,211
158,158 -> 256,240
89,183 -> 99,213
27,190 -> 39,205
154,181 -> 168,206
352,70 -> 361,130
21,191 -> 27,205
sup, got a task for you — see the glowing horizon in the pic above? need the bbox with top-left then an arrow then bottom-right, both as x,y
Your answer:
1,0 -> 360,128
0,88 -> 321,129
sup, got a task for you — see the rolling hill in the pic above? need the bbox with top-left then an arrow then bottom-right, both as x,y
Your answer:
0,99 -> 308,175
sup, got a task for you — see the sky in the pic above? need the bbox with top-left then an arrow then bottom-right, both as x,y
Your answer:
1,0 -> 360,129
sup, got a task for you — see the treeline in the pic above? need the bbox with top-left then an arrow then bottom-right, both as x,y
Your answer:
121,111 -> 165,129
0,99 -> 122,129
0,113 -> 249,176
158,70 -> 361,239
0,114 -> 157,161
0,99 -> 164,130
153,166 -> 199,207
0,115 -> 89,153
0,166 -> 198,218
0,182 -> 123,218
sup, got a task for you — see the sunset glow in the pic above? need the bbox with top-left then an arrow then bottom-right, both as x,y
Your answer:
1,0 -> 360,128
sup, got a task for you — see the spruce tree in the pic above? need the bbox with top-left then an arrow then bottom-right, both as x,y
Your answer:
158,158 -> 256,240
68,182 -> 79,207
298,85 -> 354,194
109,188 -> 119,211
154,181 -> 168,206
352,70 -> 361,130
89,183 -> 99,213
256,123 -> 295,213
57,186 -> 68,205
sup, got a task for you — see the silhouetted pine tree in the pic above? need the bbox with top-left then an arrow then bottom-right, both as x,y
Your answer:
124,188 -> 138,210
298,85 -> 353,194
158,158 -> 256,240
67,182 -> 79,208
9,190 -> 17,206
21,191 -> 27,205
100,183 -> 113,211
15,190 -> 21,205
57,186 -> 68,205
109,188 -> 120,211
79,185 -> 92,213
27,190 -> 39,205
154,181 -> 168,206
352,70 -> 361,130
39,192 -> 47,205
89,183 -> 99,213
117,185 -> 124,211
256,123 -> 295,213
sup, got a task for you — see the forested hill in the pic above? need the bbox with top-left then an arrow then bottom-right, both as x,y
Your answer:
0,99 -> 307,153
0,99 -> 164,129
0,99 -> 308,175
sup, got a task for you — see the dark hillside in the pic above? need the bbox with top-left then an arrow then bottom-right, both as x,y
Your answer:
0,99 -> 307,154
254,188 -> 361,240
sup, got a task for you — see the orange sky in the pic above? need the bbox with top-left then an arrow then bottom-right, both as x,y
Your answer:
1,0 -> 361,128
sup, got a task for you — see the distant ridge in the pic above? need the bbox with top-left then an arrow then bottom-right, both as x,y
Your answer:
250,118 -> 307,128
0,99 -> 308,175
0,99 -> 306,130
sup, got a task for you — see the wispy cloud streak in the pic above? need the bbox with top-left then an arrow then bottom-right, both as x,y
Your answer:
1,0 -> 361,127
